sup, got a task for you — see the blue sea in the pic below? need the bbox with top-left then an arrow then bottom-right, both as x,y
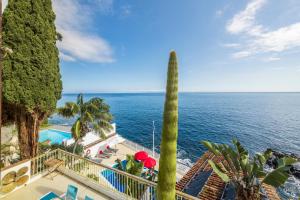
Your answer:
50,92 -> 300,161
49,92 -> 300,198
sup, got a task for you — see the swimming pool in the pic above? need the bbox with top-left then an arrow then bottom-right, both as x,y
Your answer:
39,129 -> 72,144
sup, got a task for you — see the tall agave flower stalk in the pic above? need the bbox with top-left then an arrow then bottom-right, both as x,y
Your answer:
157,51 -> 179,199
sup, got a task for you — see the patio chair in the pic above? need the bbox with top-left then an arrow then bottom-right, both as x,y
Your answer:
60,184 -> 78,200
39,191 -> 61,200
105,145 -> 118,153
44,158 -> 64,180
97,150 -> 111,159
84,195 -> 94,200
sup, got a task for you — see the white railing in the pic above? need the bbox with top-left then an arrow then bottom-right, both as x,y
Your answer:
29,149 -> 198,200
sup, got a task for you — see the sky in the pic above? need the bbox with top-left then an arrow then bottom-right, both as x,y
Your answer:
3,0 -> 300,93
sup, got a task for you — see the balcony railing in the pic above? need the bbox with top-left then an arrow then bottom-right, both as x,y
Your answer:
30,149 -> 198,200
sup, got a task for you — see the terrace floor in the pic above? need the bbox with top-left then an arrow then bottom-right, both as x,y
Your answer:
2,172 -> 111,200
98,142 -> 186,180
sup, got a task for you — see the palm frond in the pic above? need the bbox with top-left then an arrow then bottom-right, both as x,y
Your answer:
57,102 -> 79,118
71,120 -> 82,140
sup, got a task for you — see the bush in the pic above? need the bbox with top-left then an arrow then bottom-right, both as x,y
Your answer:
38,142 -> 84,155
87,174 -> 99,182
51,143 -> 84,155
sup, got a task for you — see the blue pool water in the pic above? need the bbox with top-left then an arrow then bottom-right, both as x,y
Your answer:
39,129 -> 72,144
101,160 -> 128,192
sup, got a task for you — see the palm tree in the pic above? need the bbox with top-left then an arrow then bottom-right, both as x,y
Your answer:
57,94 -> 113,153
202,139 -> 297,200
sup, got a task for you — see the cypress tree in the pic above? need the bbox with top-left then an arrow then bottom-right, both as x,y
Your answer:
2,0 -> 62,159
157,51 -> 179,199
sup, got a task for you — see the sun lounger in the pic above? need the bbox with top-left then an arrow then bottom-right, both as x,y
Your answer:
97,150 -> 112,159
97,153 -> 111,159
60,184 -> 78,200
40,191 -> 62,200
105,145 -> 118,153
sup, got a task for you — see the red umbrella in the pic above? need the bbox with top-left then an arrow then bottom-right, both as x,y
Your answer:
143,157 -> 156,168
135,151 -> 148,161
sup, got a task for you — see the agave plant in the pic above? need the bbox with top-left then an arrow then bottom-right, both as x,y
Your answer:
57,94 -> 113,153
202,139 -> 297,200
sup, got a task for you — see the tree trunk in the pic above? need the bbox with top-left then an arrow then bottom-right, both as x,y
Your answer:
73,140 -> 79,154
17,107 -> 41,159
236,186 -> 261,200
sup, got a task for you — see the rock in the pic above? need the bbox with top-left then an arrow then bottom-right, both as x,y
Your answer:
291,162 -> 300,179
266,149 -> 300,180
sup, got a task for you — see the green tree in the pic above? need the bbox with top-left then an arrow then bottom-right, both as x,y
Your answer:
157,51 -> 179,199
2,0 -> 62,159
202,139 -> 297,200
57,94 -> 113,153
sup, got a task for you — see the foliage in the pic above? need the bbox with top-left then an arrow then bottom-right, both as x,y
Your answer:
202,139 -> 297,200
2,0 -> 62,114
57,94 -> 113,153
115,155 -> 145,198
38,142 -> 83,155
87,174 -> 99,182
157,51 -> 179,200
116,155 -> 144,176
2,0 -> 62,158
40,118 -> 50,129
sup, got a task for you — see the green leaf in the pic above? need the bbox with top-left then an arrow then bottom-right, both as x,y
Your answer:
202,141 -> 221,155
225,145 -> 241,172
208,160 -> 230,182
233,139 -> 248,157
277,157 -> 297,168
262,166 -> 291,187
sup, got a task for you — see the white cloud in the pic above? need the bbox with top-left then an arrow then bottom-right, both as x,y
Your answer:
120,5 -> 132,17
222,43 -> 240,48
60,52 -> 76,62
57,29 -> 114,63
226,0 -> 266,34
254,23 -> 300,52
271,66 -> 284,70
53,0 -> 114,63
232,51 -> 251,59
263,56 -> 281,62
216,9 -> 224,17
226,0 -> 300,59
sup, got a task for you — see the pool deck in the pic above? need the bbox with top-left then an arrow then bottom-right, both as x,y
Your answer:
2,172 -> 111,200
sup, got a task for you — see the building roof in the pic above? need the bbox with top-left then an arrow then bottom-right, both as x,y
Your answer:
176,151 -> 281,200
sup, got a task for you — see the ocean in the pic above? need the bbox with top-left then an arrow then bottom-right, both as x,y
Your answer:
49,92 -> 300,199
50,92 -> 300,161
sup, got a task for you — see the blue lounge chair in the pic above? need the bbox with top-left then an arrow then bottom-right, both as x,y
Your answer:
40,192 -> 61,200
84,195 -> 94,200
60,184 -> 78,200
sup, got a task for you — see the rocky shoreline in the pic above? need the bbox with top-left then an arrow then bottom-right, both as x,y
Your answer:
266,149 -> 300,179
